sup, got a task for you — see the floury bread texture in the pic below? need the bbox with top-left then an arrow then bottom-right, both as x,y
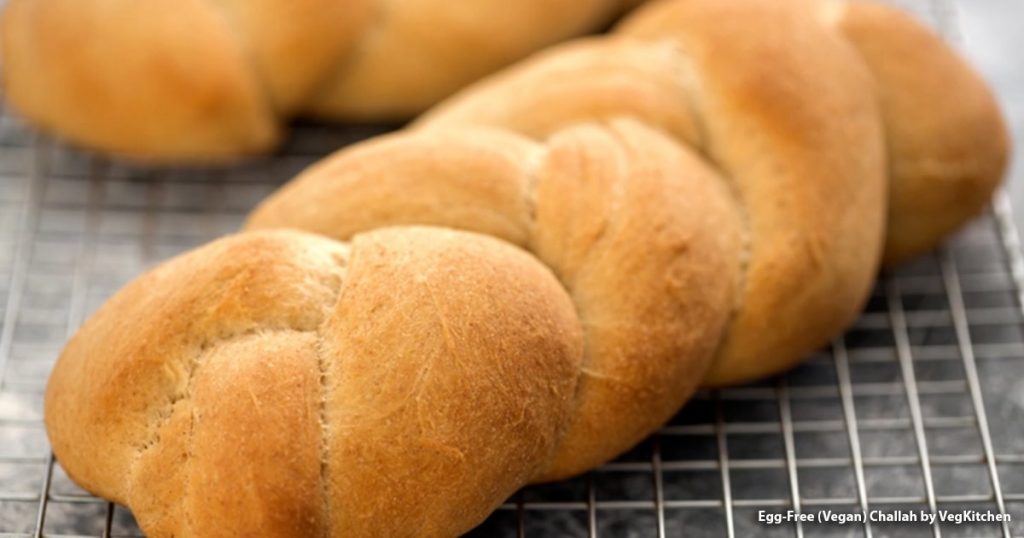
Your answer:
250,0 -> 1008,383
46,0 -> 1008,536
0,0 -> 642,161
47,228 -> 586,537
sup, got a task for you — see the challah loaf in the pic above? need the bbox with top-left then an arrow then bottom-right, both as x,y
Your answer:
1,0 -> 640,161
47,227 -> 586,537
45,0 -> 1008,536
249,0 -> 1008,384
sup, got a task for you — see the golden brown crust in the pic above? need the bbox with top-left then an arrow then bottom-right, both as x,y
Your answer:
246,0 -> 1009,451
46,0 -> 1009,535
321,227 -> 582,537
407,0 -> 1009,382
46,228 -> 583,537
833,1 -> 1010,265
616,0 -> 887,385
254,0 -> 899,388
247,128 -> 540,248
204,0 -> 374,115
306,0 -> 624,120
181,332 -> 327,537
528,121 -> 743,478
46,231 -> 347,502
249,119 -> 744,477
0,0 -> 638,162
0,0 -> 279,160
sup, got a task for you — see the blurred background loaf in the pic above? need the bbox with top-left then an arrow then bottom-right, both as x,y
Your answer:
0,0 -> 643,161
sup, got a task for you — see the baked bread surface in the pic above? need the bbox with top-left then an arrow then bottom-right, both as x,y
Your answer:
46,0 -> 1009,535
252,0 -> 1008,388
47,227 -> 585,537
1,0 -> 639,161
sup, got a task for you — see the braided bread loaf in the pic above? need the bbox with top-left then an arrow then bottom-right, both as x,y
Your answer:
0,0 -> 639,161
45,0 -> 1007,536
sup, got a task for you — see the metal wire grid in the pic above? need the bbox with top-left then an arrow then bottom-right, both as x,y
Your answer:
1,0 -> 1022,536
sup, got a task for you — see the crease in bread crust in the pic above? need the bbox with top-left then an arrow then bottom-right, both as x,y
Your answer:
518,143 -> 590,476
125,239 -> 351,535
530,134 -> 620,474
656,37 -> 754,338
129,330 -> 315,452
540,124 -> 625,357
198,0 -> 280,117
311,333 -> 333,538
521,144 -> 546,228
303,0 -> 391,111
311,250 -> 352,532
311,245 -> 352,538
128,328 -> 317,534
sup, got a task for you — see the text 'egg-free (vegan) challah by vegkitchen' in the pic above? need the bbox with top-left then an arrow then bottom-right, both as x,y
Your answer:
0,0 -> 643,161
43,0 -> 1008,537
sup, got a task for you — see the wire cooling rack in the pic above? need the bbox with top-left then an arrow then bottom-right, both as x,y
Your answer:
1,0 -> 1022,537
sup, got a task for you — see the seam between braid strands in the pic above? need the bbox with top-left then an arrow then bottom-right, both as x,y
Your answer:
130,327 -> 320,461
311,244 -> 352,538
655,38 -> 754,365
195,0 -> 282,119
303,0 -> 391,113
313,328 -> 334,538
125,241 -> 349,534
524,129 -> 633,476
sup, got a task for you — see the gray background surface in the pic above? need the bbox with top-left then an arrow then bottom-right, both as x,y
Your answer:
956,0 -> 1024,228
